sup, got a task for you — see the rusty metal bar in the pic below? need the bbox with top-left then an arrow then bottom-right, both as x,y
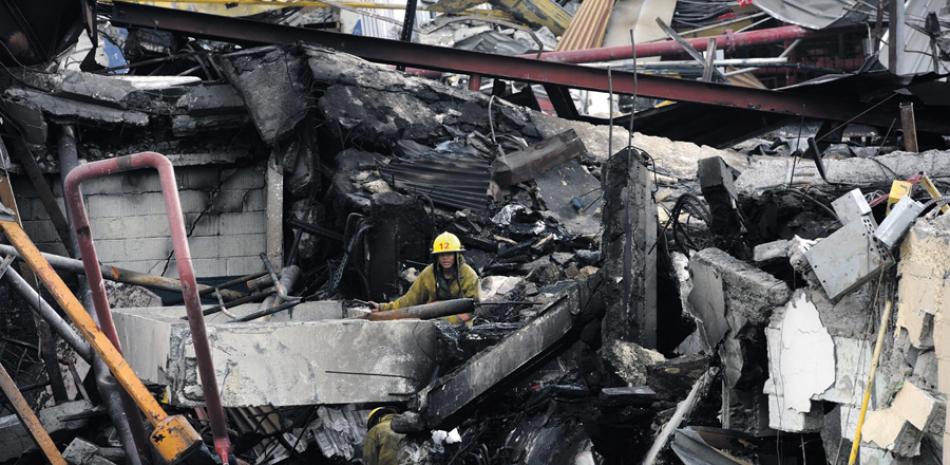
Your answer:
63,152 -> 232,464
0,243 -> 244,301
0,360 -> 67,465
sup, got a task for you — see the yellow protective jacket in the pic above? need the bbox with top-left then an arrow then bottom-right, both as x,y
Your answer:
363,414 -> 405,465
378,258 -> 480,316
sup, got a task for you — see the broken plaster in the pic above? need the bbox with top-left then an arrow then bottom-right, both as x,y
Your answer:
765,291 -> 836,415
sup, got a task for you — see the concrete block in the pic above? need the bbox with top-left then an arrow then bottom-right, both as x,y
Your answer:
817,336 -> 872,406
191,258 -> 228,278
479,276 -> 524,302
863,382 -> 939,456
912,351 -> 938,390
752,239 -> 789,262
21,220 -> 60,243
219,211 -> 266,234
690,248 -> 791,329
180,166 -> 222,190
128,237 -> 172,261
244,189 -> 266,211
209,188 -> 241,214
221,166 -> 266,190
158,259 -> 227,278
177,190 -> 209,213
112,303 -> 438,406
226,256 -> 264,276
185,212 -> 219,236
86,190 -> 197,217
219,234 -> 265,257
185,236 -> 221,259
92,239 -> 128,262
808,283 -> 876,339
36,241 -> 68,257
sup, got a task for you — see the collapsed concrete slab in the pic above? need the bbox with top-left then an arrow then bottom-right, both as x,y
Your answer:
112,302 -> 438,407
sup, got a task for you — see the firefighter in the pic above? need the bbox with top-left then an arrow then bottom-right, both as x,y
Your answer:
370,231 -> 479,323
363,407 -> 405,465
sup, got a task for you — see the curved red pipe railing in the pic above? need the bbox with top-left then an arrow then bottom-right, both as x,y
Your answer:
64,152 -> 231,464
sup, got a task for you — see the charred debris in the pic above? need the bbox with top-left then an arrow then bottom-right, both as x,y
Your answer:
0,1 -> 948,465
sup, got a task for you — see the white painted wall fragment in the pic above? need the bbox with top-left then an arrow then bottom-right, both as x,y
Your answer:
764,291 -> 836,429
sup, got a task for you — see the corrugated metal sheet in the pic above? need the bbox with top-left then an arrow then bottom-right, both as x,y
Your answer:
380,141 -> 492,212
556,0 -> 615,51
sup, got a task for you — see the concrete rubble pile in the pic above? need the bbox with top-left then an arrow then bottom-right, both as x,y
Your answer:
0,4 -> 947,465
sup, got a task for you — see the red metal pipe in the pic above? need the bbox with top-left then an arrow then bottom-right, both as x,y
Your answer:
409,25 -> 811,77
533,25 -> 810,64
64,152 -> 232,464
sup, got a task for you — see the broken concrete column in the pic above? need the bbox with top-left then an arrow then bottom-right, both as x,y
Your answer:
600,147 -> 657,348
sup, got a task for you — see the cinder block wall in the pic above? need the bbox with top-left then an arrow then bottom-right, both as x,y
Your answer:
14,164 -> 267,278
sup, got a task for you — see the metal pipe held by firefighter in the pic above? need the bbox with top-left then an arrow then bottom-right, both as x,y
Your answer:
64,152 -> 232,464
362,298 -> 476,321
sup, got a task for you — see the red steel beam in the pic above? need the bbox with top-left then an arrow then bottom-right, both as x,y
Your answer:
107,2 -> 946,132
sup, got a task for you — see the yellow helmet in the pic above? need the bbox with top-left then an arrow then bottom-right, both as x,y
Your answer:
431,231 -> 464,254
367,407 -> 396,430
